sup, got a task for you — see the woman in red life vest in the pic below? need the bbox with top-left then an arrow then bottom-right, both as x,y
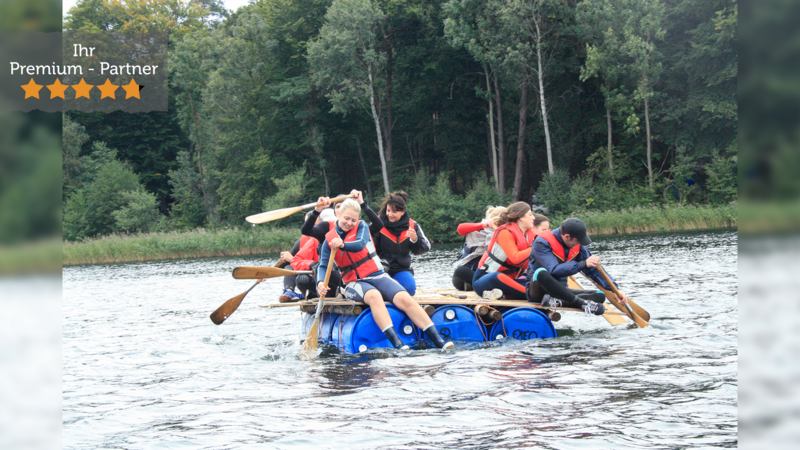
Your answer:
471,202 -> 536,300
372,191 -> 430,296
451,206 -> 507,291
316,199 -> 453,350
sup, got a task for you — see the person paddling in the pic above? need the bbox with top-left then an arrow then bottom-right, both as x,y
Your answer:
472,202 -> 537,300
316,199 -> 453,350
373,191 -> 430,296
526,217 -> 628,315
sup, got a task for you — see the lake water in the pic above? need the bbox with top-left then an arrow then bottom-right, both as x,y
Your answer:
62,230 -> 737,449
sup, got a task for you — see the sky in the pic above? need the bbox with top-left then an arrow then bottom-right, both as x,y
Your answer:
62,0 -> 255,18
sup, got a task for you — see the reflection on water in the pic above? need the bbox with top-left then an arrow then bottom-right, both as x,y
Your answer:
63,230 -> 737,449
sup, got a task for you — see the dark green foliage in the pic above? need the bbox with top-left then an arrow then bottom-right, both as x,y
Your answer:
60,0 -> 737,241
406,171 -> 506,243
536,169 -> 574,216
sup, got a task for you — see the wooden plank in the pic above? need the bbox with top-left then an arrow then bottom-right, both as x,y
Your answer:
259,297 -> 626,316
569,276 -> 629,326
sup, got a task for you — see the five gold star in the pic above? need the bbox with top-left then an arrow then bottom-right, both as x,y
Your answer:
46,78 -> 69,99
21,78 -> 43,99
71,78 -> 94,99
122,78 -> 142,99
25,78 -> 145,100
97,78 -> 119,99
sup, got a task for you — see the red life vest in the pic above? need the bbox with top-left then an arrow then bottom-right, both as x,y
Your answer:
477,222 -> 535,275
537,229 -> 581,262
378,218 -> 416,244
325,221 -> 382,283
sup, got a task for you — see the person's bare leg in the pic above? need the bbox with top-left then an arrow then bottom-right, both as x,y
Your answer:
393,292 -> 453,349
364,290 -> 406,349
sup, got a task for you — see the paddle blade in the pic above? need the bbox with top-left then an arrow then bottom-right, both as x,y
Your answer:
210,291 -> 247,325
300,317 -> 320,359
246,205 -> 304,224
233,266 -> 304,279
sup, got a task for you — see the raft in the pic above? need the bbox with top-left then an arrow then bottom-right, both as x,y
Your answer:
265,283 -> 631,354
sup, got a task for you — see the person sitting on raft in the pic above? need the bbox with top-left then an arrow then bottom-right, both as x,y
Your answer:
472,202 -> 536,300
292,233 -> 343,300
373,191 -> 430,296
526,217 -> 628,315
278,210 -> 330,302
451,206 -> 507,291
317,199 -> 453,350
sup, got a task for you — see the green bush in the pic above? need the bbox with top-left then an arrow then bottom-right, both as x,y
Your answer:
536,169 -> 574,216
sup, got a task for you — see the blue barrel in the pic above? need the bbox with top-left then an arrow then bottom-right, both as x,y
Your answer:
422,305 -> 487,346
301,311 -> 341,345
331,304 -> 418,353
489,307 -> 557,341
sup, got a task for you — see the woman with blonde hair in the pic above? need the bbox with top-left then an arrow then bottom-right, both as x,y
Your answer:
471,201 -> 536,299
451,205 -> 507,291
316,199 -> 453,350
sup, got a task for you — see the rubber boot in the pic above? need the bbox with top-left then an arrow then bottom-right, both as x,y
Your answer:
424,324 -> 454,349
382,326 -> 409,350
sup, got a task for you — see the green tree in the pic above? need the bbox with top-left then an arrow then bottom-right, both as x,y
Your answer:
307,0 -> 391,193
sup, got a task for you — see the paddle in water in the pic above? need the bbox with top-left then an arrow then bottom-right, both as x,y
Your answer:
300,248 -> 338,359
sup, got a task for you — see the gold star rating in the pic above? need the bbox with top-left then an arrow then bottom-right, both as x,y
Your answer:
122,78 -> 142,99
97,79 -> 119,99
21,78 -> 43,99
72,78 -> 94,99
46,78 -> 69,99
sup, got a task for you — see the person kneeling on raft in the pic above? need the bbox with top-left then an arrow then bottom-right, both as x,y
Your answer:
316,199 -> 453,350
451,205 -> 507,291
472,202 -> 537,300
527,217 -> 628,315
373,191 -> 430,296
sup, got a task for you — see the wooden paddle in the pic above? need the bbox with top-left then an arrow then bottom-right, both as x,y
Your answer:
245,194 -> 354,224
210,260 -> 286,325
300,248 -> 338,359
596,265 -> 649,328
232,266 -> 311,280
210,281 -> 262,325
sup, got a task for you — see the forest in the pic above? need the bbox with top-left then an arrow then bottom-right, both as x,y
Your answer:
61,0 -> 737,242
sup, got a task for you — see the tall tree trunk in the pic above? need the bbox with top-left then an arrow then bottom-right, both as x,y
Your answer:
484,65 -> 499,192
368,67 -> 390,194
513,69 -> 530,201
606,107 -> 613,171
189,92 -> 213,222
644,94 -> 653,189
380,40 -> 394,164
493,72 -> 506,193
355,135 -> 373,199
534,18 -> 554,175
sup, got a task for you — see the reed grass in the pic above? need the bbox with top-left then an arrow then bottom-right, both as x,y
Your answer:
1,239 -> 62,274
63,227 -> 298,266
563,203 -> 737,236
63,204 -> 737,266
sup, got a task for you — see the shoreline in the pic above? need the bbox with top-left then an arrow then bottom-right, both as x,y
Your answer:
62,204 -> 737,267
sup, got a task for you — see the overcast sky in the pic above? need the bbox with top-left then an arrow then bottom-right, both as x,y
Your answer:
62,0 -> 255,19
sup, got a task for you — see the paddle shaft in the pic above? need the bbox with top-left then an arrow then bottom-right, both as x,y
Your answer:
232,266 -> 311,279
300,248 -> 338,357
597,265 -> 649,328
245,194 -> 354,224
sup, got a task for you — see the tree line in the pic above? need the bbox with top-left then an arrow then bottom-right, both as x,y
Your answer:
62,0 -> 736,241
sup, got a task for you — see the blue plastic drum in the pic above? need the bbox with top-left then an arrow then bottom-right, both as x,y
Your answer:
301,311 -> 341,345
331,304 -> 418,353
489,307 -> 557,341
422,305 -> 487,345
